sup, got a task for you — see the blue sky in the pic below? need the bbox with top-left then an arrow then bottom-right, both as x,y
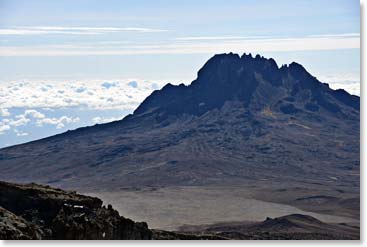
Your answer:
0,0 -> 360,147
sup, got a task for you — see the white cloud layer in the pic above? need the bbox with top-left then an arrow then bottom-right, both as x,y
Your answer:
14,129 -> 29,136
175,36 -> 267,41
24,109 -> 45,119
0,108 -> 10,117
6,115 -> 31,127
92,116 -> 122,124
0,35 -> 359,56
0,26 -> 168,36
0,80 -> 166,110
0,114 -> 30,135
0,123 -> 10,135
0,108 -> 81,135
36,116 -> 80,129
317,74 -> 360,96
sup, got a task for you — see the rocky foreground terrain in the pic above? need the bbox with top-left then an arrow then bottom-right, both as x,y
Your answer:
0,181 -> 152,240
0,181 -> 359,240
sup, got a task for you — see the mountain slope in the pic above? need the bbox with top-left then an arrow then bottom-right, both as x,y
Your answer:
0,53 -> 359,194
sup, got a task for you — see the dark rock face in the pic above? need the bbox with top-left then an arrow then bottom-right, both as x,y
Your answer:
0,181 -> 152,240
134,53 -> 359,118
51,206 -> 151,240
0,207 -> 44,240
0,181 -> 102,225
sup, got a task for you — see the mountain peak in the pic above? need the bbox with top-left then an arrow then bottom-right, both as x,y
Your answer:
0,53 -> 359,199
197,52 -> 279,77
133,53 -> 358,118
287,61 -> 313,79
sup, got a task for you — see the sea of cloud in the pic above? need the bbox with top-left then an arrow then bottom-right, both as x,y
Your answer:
0,79 -> 168,147
317,74 -> 360,97
0,79 -> 166,110
0,76 -> 360,148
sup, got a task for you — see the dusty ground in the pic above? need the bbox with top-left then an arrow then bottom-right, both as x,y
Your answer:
87,185 -> 359,231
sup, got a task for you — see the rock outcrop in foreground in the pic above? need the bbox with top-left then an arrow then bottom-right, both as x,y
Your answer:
0,181 -> 152,240
0,181 -> 360,240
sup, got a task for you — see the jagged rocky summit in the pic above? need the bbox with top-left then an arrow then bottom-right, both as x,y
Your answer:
134,53 -> 358,118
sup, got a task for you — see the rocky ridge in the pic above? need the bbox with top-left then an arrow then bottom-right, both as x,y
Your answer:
0,181 -> 151,240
